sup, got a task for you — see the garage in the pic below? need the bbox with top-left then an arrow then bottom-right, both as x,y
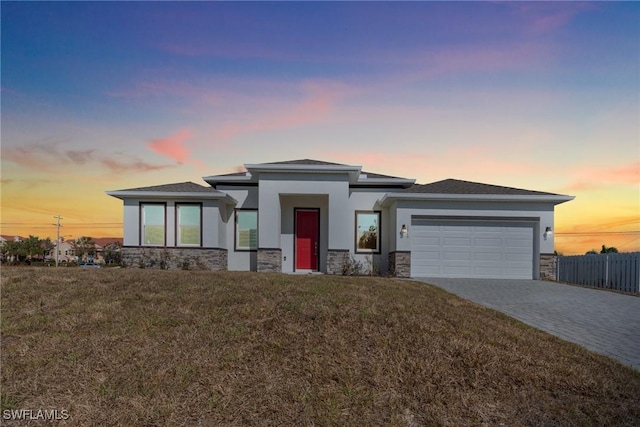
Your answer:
410,218 -> 535,279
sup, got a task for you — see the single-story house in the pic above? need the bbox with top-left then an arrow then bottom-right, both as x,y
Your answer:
106,159 -> 574,279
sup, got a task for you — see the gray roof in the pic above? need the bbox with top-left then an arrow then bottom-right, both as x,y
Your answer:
403,179 -> 563,196
361,170 -> 405,179
115,182 -> 219,193
245,159 -> 411,181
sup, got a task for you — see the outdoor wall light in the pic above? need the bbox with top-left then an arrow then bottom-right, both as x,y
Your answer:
400,224 -> 408,238
544,227 -> 553,240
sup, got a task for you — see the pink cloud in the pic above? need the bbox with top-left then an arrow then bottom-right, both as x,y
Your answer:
147,129 -> 192,164
102,159 -> 174,173
607,160 -> 640,184
3,145 -> 55,170
3,140 -> 178,177
515,2 -> 595,34
213,81 -> 348,142
562,160 -> 640,192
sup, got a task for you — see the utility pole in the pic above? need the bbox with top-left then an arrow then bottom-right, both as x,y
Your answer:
53,215 -> 62,267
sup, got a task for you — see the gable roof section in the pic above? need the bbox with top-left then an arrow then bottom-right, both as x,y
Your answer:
262,159 -> 348,166
403,179 -> 562,196
105,182 -> 237,204
380,178 -> 574,206
113,182 -> 221,193
204,159 -> 415,188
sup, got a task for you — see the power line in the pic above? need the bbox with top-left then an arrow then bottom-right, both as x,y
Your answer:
0,224 -> 122,226
556,231 -> 640,236
617,236 -> 640,249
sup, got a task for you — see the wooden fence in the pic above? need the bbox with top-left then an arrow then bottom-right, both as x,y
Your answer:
557,252 -> 640,293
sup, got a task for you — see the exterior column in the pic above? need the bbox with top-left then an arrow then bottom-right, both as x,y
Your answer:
327,249 -> 350,275
539,254 -> 556,280
257,248 -> 282,272
389,251 -> 411,278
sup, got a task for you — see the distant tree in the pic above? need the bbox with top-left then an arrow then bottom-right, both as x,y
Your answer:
75,237 -> 96,261
23,235 -> 45,260
103,242 -> 122,265
600,245 -> 618,254
2,240 -> 26,262
585,249 -> 598,255
41,238 -> 54,259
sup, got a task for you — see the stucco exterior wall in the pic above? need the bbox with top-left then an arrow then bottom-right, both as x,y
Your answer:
347,189 -> 391,274
392,199 -> 556,279
393,200 -> 554,252
217,186 -> 258,271
119,198 -> 227,249
217,177 -> 397,274
279,195 -> 328,273
257,173 -> 351,252
123,200 -> 139,246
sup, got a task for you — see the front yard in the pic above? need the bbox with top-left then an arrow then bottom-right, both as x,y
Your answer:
1,268 -> 639,426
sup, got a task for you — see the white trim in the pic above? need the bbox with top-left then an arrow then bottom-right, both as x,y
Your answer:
106,190 -> 237,204
202,174 -> 252,184
356,176 -> 416,186
245,163 -> 361,173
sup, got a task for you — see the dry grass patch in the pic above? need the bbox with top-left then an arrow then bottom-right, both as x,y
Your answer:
2,267 -> 639,426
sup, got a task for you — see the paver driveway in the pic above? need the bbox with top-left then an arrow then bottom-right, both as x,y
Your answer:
415,278 -> 640,371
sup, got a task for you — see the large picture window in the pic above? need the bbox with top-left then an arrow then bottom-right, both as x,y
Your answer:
177,204 -> 201,246
355,211 -> 381,253
235,210 -> 257,251
141,204 -> 165,246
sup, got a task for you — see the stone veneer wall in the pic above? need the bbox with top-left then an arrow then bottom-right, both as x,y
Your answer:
257,248 -> 282,272
327,249 -> 350,275
539,254 -> 557,281
389,251 -> 411,278
121,247 -> 227,271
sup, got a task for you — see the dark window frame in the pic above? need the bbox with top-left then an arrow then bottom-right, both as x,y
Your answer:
355,210 -> 381,254
175,203 -> 203,247
234,209 -> 258,252
140,202 -> 167,247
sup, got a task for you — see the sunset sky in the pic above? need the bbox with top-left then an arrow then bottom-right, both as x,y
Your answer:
1,1 -> 638,255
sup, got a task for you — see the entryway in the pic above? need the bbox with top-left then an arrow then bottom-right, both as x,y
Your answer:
295,209 -> 319,271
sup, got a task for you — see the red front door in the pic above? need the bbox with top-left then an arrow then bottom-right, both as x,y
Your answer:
295,209 -> 319,270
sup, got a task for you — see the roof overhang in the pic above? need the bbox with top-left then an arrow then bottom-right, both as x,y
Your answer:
205,164 -> 418,188
203,173 -> 253,185
246,163 -> 362,183
356,175 -> 416,188
105,190 -> 237,205
379,192 -> 575,207
205,163 -> 365,185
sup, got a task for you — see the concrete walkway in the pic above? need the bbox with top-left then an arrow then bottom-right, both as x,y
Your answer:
415,278 -> 640,371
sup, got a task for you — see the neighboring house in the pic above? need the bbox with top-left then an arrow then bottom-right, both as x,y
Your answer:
106,159 -> 574,279
0,235 -> 24,244
93,238 -> 123,263
51,240 -> 77,263
49,237 -> 123,264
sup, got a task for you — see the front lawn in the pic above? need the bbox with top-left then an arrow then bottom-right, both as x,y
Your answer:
2,268 -> 639,426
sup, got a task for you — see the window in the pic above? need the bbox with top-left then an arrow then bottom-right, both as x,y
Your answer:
355,211 -> 381,253
235,210 -> 257,251
141,204 -> 165,246
177,204 -> 201,246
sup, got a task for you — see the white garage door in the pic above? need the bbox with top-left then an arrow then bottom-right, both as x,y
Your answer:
410,219 -> 534,279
